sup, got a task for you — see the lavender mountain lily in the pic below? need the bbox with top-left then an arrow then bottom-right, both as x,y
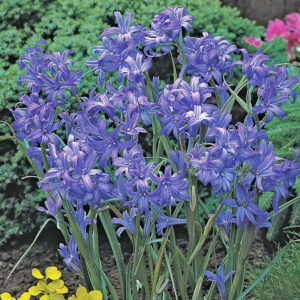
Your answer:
6,5 -> 299,300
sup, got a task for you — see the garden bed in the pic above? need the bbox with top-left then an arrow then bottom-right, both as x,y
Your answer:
0,223 -> 271,298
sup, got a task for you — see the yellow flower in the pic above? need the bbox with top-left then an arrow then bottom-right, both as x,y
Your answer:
88,291 -> 103,300
45,267 -> 61,281
47,279 -> 68,294
32,268 -> 44,279
68,286 -> 103,300
0,293 -> 16,300
17,293 -> 31,300
29,267 -> 67,298
39,295 -> 64,300
1,292 -> 31,300
32,267 -> 61,281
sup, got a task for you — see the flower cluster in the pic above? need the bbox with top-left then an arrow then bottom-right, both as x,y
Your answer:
85,6 -> 193,85
244,36 -> 261,48
12,5 -> 299,247
18,41 -> 82,100
9,6 -> 300,299
245,12 -> 300,59
266,13 -> 300,59
232,52 -> 297,122
0,267 -> 102,300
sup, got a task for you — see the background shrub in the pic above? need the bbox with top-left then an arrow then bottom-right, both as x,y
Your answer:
0,0 -> 289,244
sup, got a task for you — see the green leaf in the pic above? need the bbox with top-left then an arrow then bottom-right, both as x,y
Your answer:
236,243 -> 291,300
5,218 -> 53,283
258,191 -> 274,211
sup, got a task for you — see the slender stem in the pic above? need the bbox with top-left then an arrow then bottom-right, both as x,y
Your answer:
170,50 -> 178,81
169,229 -> 187,300
132,211 -> 141,297
40,144 -> 50,171
188,204 -> 223,264
228,224 -> 255,300
99,210 -> 126,299
221,76 -> 247,117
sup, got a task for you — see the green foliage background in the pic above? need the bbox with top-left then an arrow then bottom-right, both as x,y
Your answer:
247,238 -> 300,299
0,0 -> 289,244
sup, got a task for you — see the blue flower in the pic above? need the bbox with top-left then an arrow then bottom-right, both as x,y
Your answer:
183,34 -> 237,83
158,76 -> 217,138
100,11 -> 146,42
87,120 -> 137,168
121,109 -> 147,138
150,165 -> 191,206
126,185 -> 159,215
127,159 -> 156,191
157,6 -> 193,33
120,53 -> 152,84
189,146 -> 235,194
38,196 -> 62,221
215,209 -> 236,235
204,263 -> 235,300
253,81 -> 289,123
222,183 -> 263,229
85,35 -> 139,84
243,140 -> 276,190
58,234 -> 81,273
113,145 -> 144,177
71,208 -> 92,242
231,49 -> 272,85
143,7 -> 193,57
18,42 -> 82,100
170,150 -> 187,177
156,212 -> 186,236
111,208 -> 138,237
254,212 -> 272,234
252,67 -> 298,123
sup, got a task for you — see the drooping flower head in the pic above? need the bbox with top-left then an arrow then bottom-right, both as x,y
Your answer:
144,6 -> 193,57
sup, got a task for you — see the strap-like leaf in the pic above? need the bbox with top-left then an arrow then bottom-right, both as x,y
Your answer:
236,243 -> 291,300
6,218 -> 53,283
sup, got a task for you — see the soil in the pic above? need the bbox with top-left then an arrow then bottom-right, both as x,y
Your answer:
0,222 -> 272,299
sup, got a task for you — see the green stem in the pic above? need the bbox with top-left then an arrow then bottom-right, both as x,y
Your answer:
221,76 -> 247,117
132,211 -> 141,298
228,224 -> 255,300
40,144 -> 50,171
151,227 -> 172,298
188,204 -> 223,264
169,230 -> 187,300
170,49 -> 178,81
99,210 -> 126,299
140,254 -> 151,299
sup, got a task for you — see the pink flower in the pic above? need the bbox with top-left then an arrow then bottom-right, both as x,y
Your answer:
286,31 -> 300,60
244,36 -> 262,48
253,39 -> 262,48
266,19 -> 290,41
286,12 -> 300,31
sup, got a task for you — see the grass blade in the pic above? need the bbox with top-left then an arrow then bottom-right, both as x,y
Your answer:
5,218 -> 53,283
236,243 -> 291,300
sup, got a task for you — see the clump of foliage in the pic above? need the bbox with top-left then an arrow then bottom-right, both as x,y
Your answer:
6,2 -> 300,298
248,236 -> 300,299
0,0 -> 287,246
